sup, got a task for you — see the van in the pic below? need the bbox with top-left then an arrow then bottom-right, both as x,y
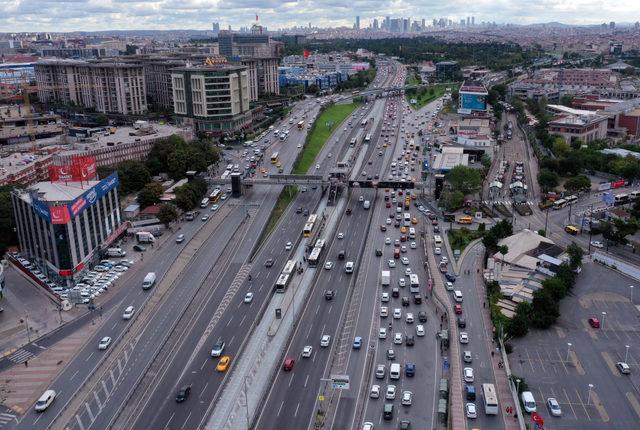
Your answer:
408,228 -> 416,239
465,385 -> 476,401
453,290 -> 463,302
564,225 -> 579,235
345,261 -> 354,274
107,247 -> 126,257
363,200 -> 371,210
35,389 -> 56,412
521,391 -> 537,413
383,403 -> 394,420
142,272 -> 156,290
390,363 -> 401,380
433,235 -> 442,246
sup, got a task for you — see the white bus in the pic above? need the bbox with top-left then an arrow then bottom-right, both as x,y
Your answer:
565,195 -> 578,205
403,213 -> 411,227
552,199 -> 567,210
200,198 -> 210,208
481,383 -> 499,415
364,133 -> 372,143
434,235 -> 443,246
409,274 -> 420,293
271,152 -> 279,164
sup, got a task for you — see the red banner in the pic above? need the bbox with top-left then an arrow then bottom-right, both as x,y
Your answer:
303,49 -> 310,59
611,179 -> 625,189
48,165 -> 74,182
50,205 -> 70,224
48,155 -> 97,183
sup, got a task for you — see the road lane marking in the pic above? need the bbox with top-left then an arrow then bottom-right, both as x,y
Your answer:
226,316 -> 234,327
101,380 -> 109,398
201,358 -> 209,371
229,335 -> 235,347
85,352 -> 94,362
277,400 -> 284,417
75,414 -> 85,430
70,370 -> 79,380
93,392 -> 102,410
294,402 -> 300,417
304,374 -> 309,388
200,382 -> 209,398
239,315 -> 247,326
180,411 -> 192,430
85,402 -> 95,422
164,412 -> 175,429
288,373 -> 295,387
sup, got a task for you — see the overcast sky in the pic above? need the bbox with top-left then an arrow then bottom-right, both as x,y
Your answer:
0,0 -> 637,33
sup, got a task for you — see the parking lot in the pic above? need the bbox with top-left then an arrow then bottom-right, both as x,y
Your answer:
510,262 -> 640,429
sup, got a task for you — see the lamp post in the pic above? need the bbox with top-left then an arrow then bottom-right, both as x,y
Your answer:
516,378 -> 521,394
625,345 -> 630,363
587,384 -> 594,405
601,311 -> 607,329
566,342 -> 573,363
630,285 -> 634,303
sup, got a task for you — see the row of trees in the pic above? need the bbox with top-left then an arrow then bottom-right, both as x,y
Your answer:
482,219 -> 513,253
147,135 -> 219,180
439,165 -> 483,211
335,66 -> 377,91
506,244 -> 583,337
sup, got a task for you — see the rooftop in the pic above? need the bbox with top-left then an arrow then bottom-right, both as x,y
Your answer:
432,147 -> 468,171
21,179 -> 101,203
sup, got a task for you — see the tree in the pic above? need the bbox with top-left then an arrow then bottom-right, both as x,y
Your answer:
497,245 -> 509,265
440,190 -> 464,211
538,229 -> 546,237
95,114 -> 109,126
564,175 -> 591,193
158,203 -> 179,226
541,277 -> 568,301
530,289 -> 560,328
0,185 -> 18,256
537,169 -> 559,191
560,94 -> 574,107
445,165 -> 482,195
552,137 -> 571,157
566,243 -> 584,270
117,160 -> 151,194
146,135 -> 219,179
137,183 -> 163,208
507,302 -> 532,337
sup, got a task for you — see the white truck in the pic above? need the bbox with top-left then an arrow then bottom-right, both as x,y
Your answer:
136,231 -> 156,244
142,272 -> 156,290
381,270 -> 390,286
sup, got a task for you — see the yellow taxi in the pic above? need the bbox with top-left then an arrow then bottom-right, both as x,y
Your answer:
411,217 -> 418,225
400,226 -> 408,234
216,356 -> 231,372
261,168 -> 267,174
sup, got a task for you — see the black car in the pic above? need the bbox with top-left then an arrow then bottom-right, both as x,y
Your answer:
402,297 -> 410,307
265,259 -> 274,268
375,249 -> 383,256
392,287 -> 400,298
400,420 -> 411,430
296,207 -> 302,214
303,209 -> 309,216
175,385 -> 191,403
457,317 -> 466,328
445,273 -> 456,283
418,311 -> 428,323
133,244 -> 146,252
324,290 -> 335,300
405,335 -> 415,346
394,221 -> 401,228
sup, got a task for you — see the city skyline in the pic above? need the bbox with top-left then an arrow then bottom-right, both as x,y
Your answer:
0,0 -> 638,33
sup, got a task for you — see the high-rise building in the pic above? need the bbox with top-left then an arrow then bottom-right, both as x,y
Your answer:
212,22 -> 220,36
433,19 -> 437,27
355,16 -> 360,30
609,21 -> 616,30
421,19 -> 425,29
385,16 -> 391,30
471,16 -> 475,26
373,18 -> 379,30
218,29 -> 283,58
466,17 -> 470,26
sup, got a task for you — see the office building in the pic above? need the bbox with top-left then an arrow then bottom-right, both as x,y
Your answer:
0,105 -> 64,145
239,57 -> 280,99
458,80 -> 489,114
373,19 -> 379,30
141,57 -> 188,110
218,27 -> 283,58
548,112 -> 608,144
11,158 -> 123,285
435,61 -> 459,80
171,64 -> 253,136
212,22 -> 220,36
355,16 -> 360,30
35,59 -> 147,115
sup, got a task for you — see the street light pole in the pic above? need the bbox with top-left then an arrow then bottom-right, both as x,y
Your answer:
601,311 -> 607,329
630,285 -> 634,303
516,378 -> 521,394
625,345 -> 630,363
587,384 -> 594,405
566,342 -> 573,363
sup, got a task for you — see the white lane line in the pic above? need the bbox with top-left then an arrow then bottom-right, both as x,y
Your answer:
200,382 -> 209,398
85,402 -> 95,422
70,370 -> 80,381
304,374 -> 309,388
101,380 -> 109,398
229,335 -> 236,347
85,352 -> 94,362
239,315 -> 247,327
294,402 -> 300,417
277,400 -> 284,417
75,414 -> 85,430
201,358 -> 209,371
164,412 -> 175,429
180,411 -> 192,430
226,316 -> 234,327
94,391 -> 102,410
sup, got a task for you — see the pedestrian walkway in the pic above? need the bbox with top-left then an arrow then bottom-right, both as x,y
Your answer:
5,350 -> 33,365
0,409 -> 17,429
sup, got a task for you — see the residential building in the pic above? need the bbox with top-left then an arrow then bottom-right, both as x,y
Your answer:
0,104 -> 64,145
35,59 -> 147,115
238,57 -> 280,99
171,64 -> 253,136
548,112 -> 608,144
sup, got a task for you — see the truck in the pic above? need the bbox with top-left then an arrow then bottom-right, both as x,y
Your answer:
381,270 -> 391,286
136,231 -> 156,243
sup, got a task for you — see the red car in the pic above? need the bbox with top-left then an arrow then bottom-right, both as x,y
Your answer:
386,202 -> 391,208
588,317 -> 600,328
283,357 -> 295,371
400,235 -> 407,242
454,304 -> 463,315
431,219 -> 438,226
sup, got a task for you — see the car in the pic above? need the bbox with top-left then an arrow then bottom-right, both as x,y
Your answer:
445,281 -> 454,291
410,241 -> 417,249
283,357 -> 295,371
296,207 -> 302,214
337,232 -> 344,239
381,292 -> 390,302
98,336 -> 112,350
465,402 -> 477,418
359,195 -> 364,202
394,238 -> 401,246
388,260 -> 396,268
386,384 -> 397,400
210,204 -> 219,211
458,317 -> 466,328
393,308 -> 402,319
401,257 -> 409,265
398,278 -> 406,287
418,311 -> 427,322
463,350 -> 473,363
175,385 -> 191,403
379,327 -> 387,339
588,317 -> 600,328
175,234 -> 185,243
375,248 -> 383,256
415,325 -> 425,336
211,340 -> 225,357
265,259 -> 274,268
285,242 -> 293,251
320,334 -> 331,347
405,335 -> 415,346
375,364 -> 386,379
353,336 -> 362,349
434,247 -> 441,255
394,333 -> 403,344
590,240 -> 604,248
445,273 -> 456,282
244,292 -> 254,303
302,345 -> 313,358
34,389 -> 57,412
133,244 -> 146,252
380,306 -> 388,317
459,332 -> 469,344
406,313 -> 414,324
370,384 -> 381,399
316,164 -> 320,169
380,225 -> 387,232
122,306 -> 135,320
545,397 -> 563,417
386,217 -> 392,225
201,215 -> 209,221
464,367 -> 474,383
617,361 -> 631,374
441,256 -> 449,264
400,420 -> 411,429
324,289 -> 335,300
401,390 -> 413,406
324,261 -> 333,270
405,268 -> 412,276
385,237 -> 391,245
216,356 -> 231,372
454,303 -> 463,315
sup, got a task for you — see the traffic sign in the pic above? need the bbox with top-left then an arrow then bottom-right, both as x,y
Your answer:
318,395 -> 325,401
331,374 -> 350,390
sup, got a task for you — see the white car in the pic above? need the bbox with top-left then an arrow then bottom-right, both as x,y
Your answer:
459,332 -> 469,344
398,278 -> 406,287
388,260 -> 396,268
385,237 -> 391,245
463,350 -> 473,363
385,384 -> 396,400
393,308 -> 402,319
380,306 -> 388,317
201,215 -> 209,221
394,332 -> 403,344
98,336 -> 112,350
402,390 -> 413,406
441,257 -> 449,264
401,257 -> 409,265
324,261 -> 333,270
386,218 -> 392,225
410,241 -> 417,249
405,268 -> 412,276
370,385 -> 380,399
405,313 -> 414,324
446,282 -> 454,291
302,345 -> 313,358
320,334 -> 331,347
122,306 -> 135,320
297,143 -> 302,148
381,292 -> 390,302
338,232 -> 344,239
464,367 -> 474,383
547,397 -> 562,416
434,247 -> 442,255
590,240 -> 604,249
416,324 -> 425,336
379,327 -> 387,339
466,402 -> 477,418
210,204 -> 219,211
285,242 -> 293,251
316,164 -> 320,169
244,292 -> 254,303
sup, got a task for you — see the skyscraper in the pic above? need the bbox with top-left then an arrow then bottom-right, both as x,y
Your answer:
212,22 -> 220,36
355,16 -> 360,30
385,16 -> 390,30
421,18 -> 425,29
471,16 -> 475,26
466,17 -> 470,26
373,18 -> 379,30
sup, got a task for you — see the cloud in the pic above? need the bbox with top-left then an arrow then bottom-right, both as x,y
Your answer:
0,0 -> 637,32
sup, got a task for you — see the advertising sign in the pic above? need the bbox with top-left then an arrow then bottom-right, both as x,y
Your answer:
460,93 -> 487,111
611,179 -> 626,189
48,155 -> 97,182
50,206 -> 70,224
31,195 -> 51,222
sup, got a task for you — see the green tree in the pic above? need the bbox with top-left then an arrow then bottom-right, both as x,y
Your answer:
445,165 -> 482,195
530,289 -> 560,328
566,242 -> 584,270
0,185 -> 18,255
552,137 -> 571,157
94,114 -> 109,126
137,182 -> 163,208
537,169 -> 559,191
497,245 -> 509,265
146,135 -> 219,179
440,190 -> 464,211
560,94 -> 574,107
564,175 -> 591,193
477,222 -> 486,232
117,160 -> 151,194
157,203 -> 179,226
507,302 -> 532,337
174,186 -> 197,211
538,229 -> 546,237
541,277 -> 568,301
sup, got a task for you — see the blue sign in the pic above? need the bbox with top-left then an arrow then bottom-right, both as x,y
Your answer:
460,93 -> 487,111
69,172 -> 119,218
31,195 -> 51,223
602,192 -> 615,206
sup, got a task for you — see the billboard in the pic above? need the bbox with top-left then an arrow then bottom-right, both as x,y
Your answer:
48,155 -> 97,182
460,93 -> 487,112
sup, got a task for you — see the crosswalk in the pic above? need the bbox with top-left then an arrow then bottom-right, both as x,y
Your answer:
7,349 -> 34,364
0,412 -> 17,428
482,200 -> 537,207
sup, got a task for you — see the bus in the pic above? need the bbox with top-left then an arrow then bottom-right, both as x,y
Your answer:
297,120 -> 304,129
303,214 -> 318,237
458,216 -> 473,225
282,259 -> 296,276
631,190 -> 640,201
200,198 -> 210,208
565,195 -> 578,205
226,163 -> 234,171
352,90 -> 361,96
209,189 -> 222,203
409,139 -> 415,150
552,199 -> 567,210
271,152 -> 279,164
614,193 -> 630,206
409,274 -> 420,293
275,259 -> 297,293
481,384 -> 499,415
403,213 -> 411,227
364,133 -> 372,143
350,137 -> 357,147
221,171 -> 230,180
361,118 -> 368,127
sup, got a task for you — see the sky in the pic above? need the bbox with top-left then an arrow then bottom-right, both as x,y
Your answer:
0,0 -> 638,33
